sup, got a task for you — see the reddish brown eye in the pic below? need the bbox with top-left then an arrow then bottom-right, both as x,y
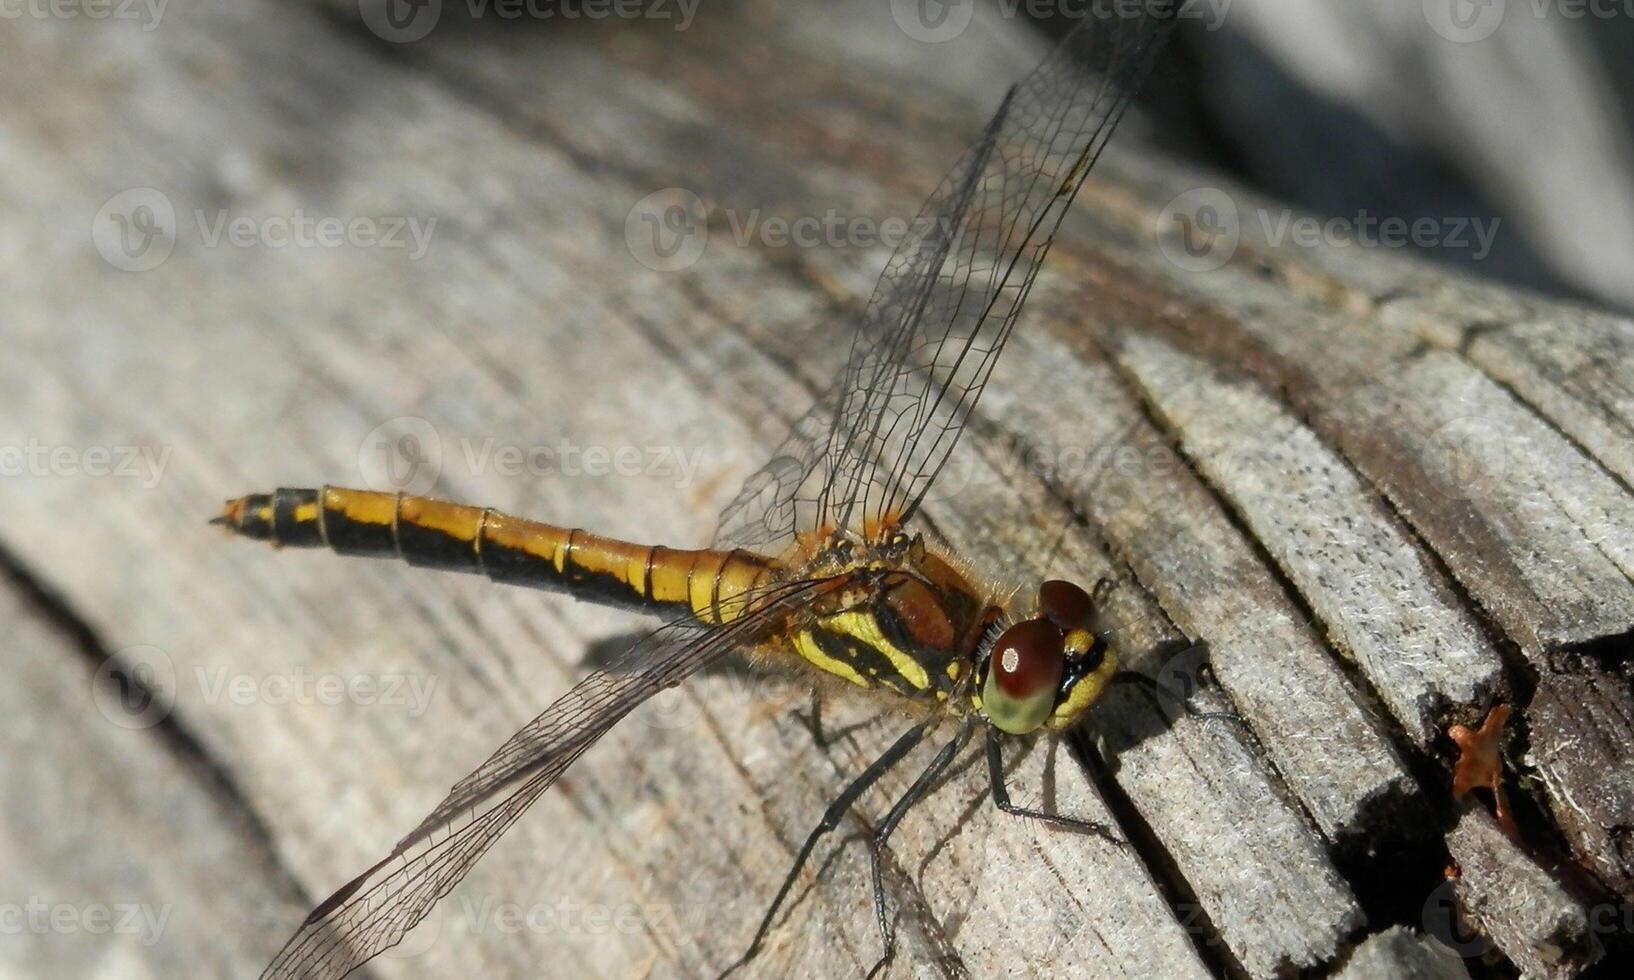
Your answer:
1039,580 -> 1094,632
992,620 -> 1065,697
982,619 -> 1065,734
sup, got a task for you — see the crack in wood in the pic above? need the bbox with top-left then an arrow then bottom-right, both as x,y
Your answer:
0,539 -> 319,936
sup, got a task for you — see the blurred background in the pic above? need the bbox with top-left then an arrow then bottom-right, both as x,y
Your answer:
340,0 -> 1634,310
1084,0 -> 1634,311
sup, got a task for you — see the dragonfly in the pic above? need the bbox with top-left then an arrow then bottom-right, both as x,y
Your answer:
217,5 -> 1177,977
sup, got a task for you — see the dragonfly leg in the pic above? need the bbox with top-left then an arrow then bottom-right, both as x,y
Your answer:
797,690 -> 831,747
864,717 -> 977,979
985,727 -> 1124,843
797,690 -> 876,750
718,719 -> 931,980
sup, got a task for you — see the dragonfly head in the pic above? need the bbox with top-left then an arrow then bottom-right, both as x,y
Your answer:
979,580 -> 1117,735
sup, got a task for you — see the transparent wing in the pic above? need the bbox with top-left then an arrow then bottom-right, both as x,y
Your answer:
260,577 -> 829,980
715,4 -> 1174,553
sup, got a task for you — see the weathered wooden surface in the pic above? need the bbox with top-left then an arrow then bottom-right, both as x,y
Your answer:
1444,808 -> 1600,980
0,573 -> 307,978
4,1 -> 1632,978
1334,925 -> 1471,980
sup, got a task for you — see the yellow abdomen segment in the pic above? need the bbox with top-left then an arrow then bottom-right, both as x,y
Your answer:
216,486 -> 776,624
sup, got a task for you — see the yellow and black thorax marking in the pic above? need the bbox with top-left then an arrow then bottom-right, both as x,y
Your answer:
216,486 -> 778,625
786,543 -> 990,702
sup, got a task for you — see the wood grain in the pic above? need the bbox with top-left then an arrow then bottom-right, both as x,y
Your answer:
1334,926 -> 1471,980
1110,331 -> 1505,749
1445,809 -> 1599,980
3,1 -> 1630,978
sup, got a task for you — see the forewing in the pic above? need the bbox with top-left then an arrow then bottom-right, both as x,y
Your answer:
260,578 -> 826,980
714,4 -> 1174,551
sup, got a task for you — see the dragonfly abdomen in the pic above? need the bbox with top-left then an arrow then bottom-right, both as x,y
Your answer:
215,486 -> 776,624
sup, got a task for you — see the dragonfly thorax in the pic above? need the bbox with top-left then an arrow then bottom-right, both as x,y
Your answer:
784,531 -> 989,701
978,580 -> 1118,734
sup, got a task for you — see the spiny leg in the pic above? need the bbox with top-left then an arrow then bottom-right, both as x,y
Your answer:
718,720 -> 931,979
864,717 -> 977,980
985,727 -> 1124,843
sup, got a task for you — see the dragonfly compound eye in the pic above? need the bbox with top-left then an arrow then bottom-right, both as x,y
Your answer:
982,618 -> 1065,735
1038,579 -> 1094,632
